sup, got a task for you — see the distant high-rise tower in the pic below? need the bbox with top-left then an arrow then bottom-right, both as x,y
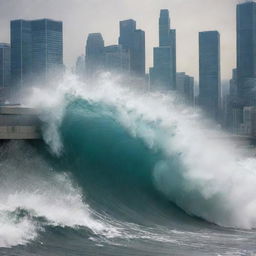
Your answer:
119,19 -> 136,50
159,9 -> 171,46
176,72 -> 194,105
104,45 -> 130,73
11,19 -> 63,87
150,9 -> 176,91
11,20 -> 32,87
0,43 -> 11,88
85,33 -> 105,78
133,29 -> 145,76
119,19 -> 145,77
237,1 -> 256,106
75,55 -> 85,79
199,31 -> 221,120
31,19 -> 63,82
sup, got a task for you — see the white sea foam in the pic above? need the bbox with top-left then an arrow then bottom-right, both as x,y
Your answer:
0,141 -> 119,248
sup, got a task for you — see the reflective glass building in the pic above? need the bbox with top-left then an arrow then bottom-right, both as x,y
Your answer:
31,19 -> 63,82
104,45 -> 130,73
119,19 -> 145,77
0,43 -> 11,88
11,20 -> 32,87
237,1 -> 256,106
150,9 -> 176,91
199,31 -> 221,120
85,33 -> 105,78
11,19 -> 63,87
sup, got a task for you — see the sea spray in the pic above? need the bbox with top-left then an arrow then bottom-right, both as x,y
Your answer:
24,72 -> 256,229
0,141 -> 119,248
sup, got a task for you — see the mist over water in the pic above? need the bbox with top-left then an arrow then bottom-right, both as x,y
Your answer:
1,72 -> 256,255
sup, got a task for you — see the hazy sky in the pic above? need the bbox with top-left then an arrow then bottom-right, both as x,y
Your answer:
0,0 -> 241,80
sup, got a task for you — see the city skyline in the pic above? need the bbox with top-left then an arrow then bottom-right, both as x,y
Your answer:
0,0 -> 241,80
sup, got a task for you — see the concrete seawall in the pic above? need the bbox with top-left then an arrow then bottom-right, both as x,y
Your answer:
0,106 -> 41,140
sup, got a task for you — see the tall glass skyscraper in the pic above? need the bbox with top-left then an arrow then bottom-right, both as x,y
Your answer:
85,33 -> 105,78
150,9 -> 176,91
119,19 -> 145,77
199,31 -> 221,120
0,43 -> 11,88
237,1 -> 256,106
176,72 -> 194,105
104,45 -> 130,74
119,19 -> 136,50
133,29 -> 145,76
31,19 -> 63,82
159,9 -> 171,47
11,20 -> 32,87
11,19 -> 63,87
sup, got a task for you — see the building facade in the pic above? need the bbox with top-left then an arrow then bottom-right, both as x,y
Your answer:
150,9 -> 176,91
11,19 -> 63,87
119,19 -> 145,77
75,55 -> 85,79
104,45 -> 130,74
199,31 -> 221,120
0,43 -> 11,88
237,1 -> 256,106
11,20 -> 32,87
31,19 -> 63,82
85,33 -> 105,78
176,72 -> 194,105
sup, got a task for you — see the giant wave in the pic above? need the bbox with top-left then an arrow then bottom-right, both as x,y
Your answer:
1,73 -> 256,255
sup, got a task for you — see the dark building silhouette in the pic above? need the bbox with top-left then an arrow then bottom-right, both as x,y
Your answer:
11,19 -> 63,87
150,9 -> 176,91
104,45 -> 130,74
199,31 -> 221,120
11,20 -> 32,87
119,19 -> 145,77
75,55 -> 85,79
119,19 -> 136,50
85,33 -> 105,78
31,19 -> 63,82
0,43 -> 11,88
133,30 -> 145,77
237,1 -> 256,106
150,47 -> 175,91
176,72 -> 194,105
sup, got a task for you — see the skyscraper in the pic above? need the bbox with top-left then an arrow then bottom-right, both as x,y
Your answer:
150,9 -> 176,91
119,20 -> 145,77
11,20 -> 32,87
237,1 -> 256,106
133,29 -> 145,76
199,31 -> 221,120
31,19 -> 63,82
119,19 -> 136,50
176,72 -> 194,105
150,47 -> 175,91
11,19 -> 63,87
75,55 -> 85,79
104,45 -> 130,74
0,43 -> 11,88
85,33 -> 105,78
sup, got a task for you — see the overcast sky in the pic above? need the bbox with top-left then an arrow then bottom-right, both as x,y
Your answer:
0,0 -> 242,80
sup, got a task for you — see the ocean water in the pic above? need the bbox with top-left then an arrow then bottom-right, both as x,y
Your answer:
1,73 -> 256,256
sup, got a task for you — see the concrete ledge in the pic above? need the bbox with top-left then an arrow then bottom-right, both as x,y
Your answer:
0,106 -> 39,115
0,126 -> 41,140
